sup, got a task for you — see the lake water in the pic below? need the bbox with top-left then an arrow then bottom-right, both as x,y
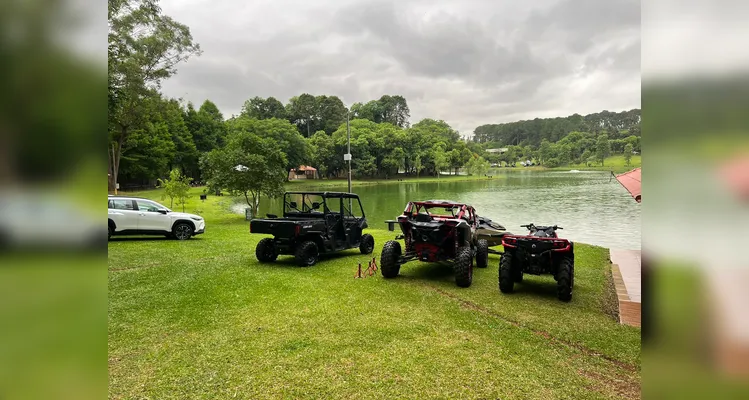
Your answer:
249,170 -> 641,250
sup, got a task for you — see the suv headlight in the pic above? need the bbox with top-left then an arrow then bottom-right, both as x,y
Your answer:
190,216 -> 203,221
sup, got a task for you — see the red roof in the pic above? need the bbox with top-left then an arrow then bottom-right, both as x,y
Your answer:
295,165 -> 317,172
615,168 -> 641,203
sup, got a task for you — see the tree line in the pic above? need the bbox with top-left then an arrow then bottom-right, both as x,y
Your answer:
109,0 -> 640,201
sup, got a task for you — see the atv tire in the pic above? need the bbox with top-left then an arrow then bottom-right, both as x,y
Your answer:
359,234 -> 375,254
256,238 -> 278,262
499,252 -> 515,293
295,240 -> 319,267
454,246 -> 473,288
513,267 -> 524,283
557,256 -> 574,302
380,240 -> 402,278
476,239 -> 489,268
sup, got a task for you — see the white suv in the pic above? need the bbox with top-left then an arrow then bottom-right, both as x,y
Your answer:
107,196 -> 206,240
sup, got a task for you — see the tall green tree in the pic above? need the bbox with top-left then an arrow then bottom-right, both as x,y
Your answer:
200,132 -> 287,212
241,96 -> 287,120
624,144 -> 634,166
226,117 -> 309,174
595,134 -> 611,166
108,0 -> 201,192
286,93 -> 317,137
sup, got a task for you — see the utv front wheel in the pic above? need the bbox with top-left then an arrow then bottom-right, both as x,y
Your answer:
380,240 -> 401,279
557,256 -> 573,302
295,241 -> 319,267
499,252 -> 515,293
256,238 -> 278,262
359,234 -> 375,254
476,239 -> 489,268
454,246 -> 473,288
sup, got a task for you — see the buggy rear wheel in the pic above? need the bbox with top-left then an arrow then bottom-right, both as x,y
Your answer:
256,238 -> 278,262
499,252 -> 515,293
476,239 -> 489,268
295,241 -> 319,267
380,240 -> 401,278
454,246 -> 473,288
557,256 -> 573,302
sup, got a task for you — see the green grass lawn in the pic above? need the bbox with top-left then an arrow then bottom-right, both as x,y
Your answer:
109,189 -> 641,399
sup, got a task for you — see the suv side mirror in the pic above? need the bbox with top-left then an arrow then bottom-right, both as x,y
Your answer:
157,209 -> 168,215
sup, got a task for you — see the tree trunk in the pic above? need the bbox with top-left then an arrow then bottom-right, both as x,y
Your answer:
109,126 -> 127,194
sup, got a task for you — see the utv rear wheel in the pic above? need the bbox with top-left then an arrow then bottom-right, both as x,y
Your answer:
380,240 -> 401,278
295,241 -> 319,267
359,234 -> 375,254
476,239 -> 489,268
499,252 -> 515,293
557,256 -> 574,302
454,246 -> 473,288
256,238 -> 278,262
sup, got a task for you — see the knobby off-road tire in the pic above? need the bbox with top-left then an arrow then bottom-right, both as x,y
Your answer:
454,246 -> 473,288
557,256 -> 574,302
499,252 -> 515,293
380,240 -> 401,279
359,234 -> 375,254
256,238 -> 278,262
295,240 -> 319,267
476,239 -> 489,268
173,222 -> 193,240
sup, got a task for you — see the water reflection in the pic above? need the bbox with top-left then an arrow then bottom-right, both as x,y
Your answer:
256,170 -> 640,250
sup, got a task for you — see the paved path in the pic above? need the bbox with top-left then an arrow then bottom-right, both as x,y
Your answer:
609,249 -> 641,327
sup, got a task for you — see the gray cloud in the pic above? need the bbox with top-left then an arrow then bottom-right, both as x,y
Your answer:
159,0 -> 640,134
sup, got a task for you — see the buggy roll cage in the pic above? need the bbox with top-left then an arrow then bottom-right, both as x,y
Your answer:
283,192 -> 366,220
400,200 -> 477,224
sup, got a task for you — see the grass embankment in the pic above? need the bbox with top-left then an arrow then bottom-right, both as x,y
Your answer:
522,155 -> 641,174
109,188 -> 641,399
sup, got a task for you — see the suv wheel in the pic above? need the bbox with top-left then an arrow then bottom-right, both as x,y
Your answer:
108,225 -> 114,241
454,246 -> 473,288
359,234 -> 375,254
173,222 -> 193,240
256,238 -> 278,262
295,241 -> 319,267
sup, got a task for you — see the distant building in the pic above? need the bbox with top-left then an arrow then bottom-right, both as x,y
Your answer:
289,165 -> 318,180
486,148 -> 509,154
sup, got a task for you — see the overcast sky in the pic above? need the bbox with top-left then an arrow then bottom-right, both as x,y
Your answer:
159,0 -> 641,137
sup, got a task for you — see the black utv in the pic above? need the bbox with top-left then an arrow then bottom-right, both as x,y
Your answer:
249,192 -> 375,266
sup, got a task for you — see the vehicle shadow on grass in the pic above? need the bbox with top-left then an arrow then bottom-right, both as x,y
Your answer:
395,262 -> 456,284
252,250 -> 374,270
503,278 -> 562,300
